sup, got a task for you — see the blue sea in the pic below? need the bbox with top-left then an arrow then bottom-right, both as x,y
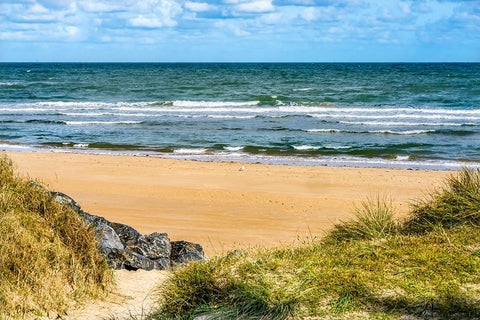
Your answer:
1,63 -> 479,170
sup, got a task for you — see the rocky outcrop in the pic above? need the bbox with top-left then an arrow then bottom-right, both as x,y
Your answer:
51,191 -> 206,271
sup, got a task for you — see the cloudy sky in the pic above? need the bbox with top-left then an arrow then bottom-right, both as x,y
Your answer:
1,0 -> 479,62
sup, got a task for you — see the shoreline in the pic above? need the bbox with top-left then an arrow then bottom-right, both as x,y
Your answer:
5,151 -> 450,255
1,142 -> 477,171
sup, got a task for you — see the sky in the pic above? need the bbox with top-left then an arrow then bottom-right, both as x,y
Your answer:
0,0 -> 479,62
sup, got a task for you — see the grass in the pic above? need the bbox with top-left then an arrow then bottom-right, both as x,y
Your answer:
327,196 -> 398,241
0,155 -> 113,318
152,168 -> 480,319
404,167 -> 480,233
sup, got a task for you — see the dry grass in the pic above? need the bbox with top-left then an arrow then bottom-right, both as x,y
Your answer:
0,155 -> 113,318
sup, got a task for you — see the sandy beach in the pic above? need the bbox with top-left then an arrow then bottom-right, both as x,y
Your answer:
6,151 -> 450,255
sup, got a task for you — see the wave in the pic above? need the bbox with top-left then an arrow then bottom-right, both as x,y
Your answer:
339,121 -> 477,127
207,115 -> 256,119
304,128 -> 473,135
293,145 -> 321,151
309,113 -> 480,121
292,88 -> 313,91
65,121 -> 143,125
171,100 -> 259,107
173,148 -> 209,154
3,102 -> 480,121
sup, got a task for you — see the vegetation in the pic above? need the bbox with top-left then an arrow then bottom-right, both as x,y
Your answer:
153,168 -> 480,319
0,155 -> 113,318
327,196 -> 398,241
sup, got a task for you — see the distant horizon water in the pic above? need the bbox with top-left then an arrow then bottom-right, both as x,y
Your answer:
1,62 -> 479,170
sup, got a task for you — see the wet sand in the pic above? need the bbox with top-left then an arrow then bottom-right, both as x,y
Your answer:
6,151 -> 449,255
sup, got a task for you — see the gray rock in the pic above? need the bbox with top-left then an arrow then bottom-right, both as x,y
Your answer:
126,232 -> 171,260
170,241 -> 206,265
110,222 -> 141,247
153,257 -> 171,270
106,248 -> 155,271
95,223 -> 124,254
50,189 -> 207,271
51,191 -> 82,213
81,211 -> 110,228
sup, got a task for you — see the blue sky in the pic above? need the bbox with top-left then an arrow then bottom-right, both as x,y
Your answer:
0,0 -> 479,62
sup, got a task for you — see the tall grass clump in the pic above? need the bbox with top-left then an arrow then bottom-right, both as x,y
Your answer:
405,168 -> 480,233
0,155 -> 113,318
327,196 -> 397,241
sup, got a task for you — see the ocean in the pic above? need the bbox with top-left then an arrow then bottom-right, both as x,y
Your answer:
1,63 -> 479,170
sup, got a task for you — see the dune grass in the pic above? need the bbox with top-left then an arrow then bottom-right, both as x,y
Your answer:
152,168 -> 480,319
0,155 -> 113,318
327,196 -> 398,242
404,167 -> 480,233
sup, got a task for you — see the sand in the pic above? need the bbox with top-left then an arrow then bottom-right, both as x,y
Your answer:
65,269 -> 167,319
5,151 -> 450,255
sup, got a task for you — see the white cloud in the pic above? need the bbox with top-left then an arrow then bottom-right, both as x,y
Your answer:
78,1 -> 119,13
236,0 -> 274,13
129,0 -> 182,28
130,14 -> 173,28
301,7 -> 317,21
185,1 -> 216,12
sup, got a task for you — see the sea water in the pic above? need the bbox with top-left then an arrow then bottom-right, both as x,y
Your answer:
1,63 -> 479,170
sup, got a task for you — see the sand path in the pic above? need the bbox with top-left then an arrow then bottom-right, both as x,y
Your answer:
66,270 -> 167,320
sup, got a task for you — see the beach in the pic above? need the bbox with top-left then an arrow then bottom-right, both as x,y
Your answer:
6,151 -> 449,255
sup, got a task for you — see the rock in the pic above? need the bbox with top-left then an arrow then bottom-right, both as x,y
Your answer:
51,189 -> 207,271
153,257 -> 171,270
110,222 -> 141,247
95,223 -> 124,254
106,248 -> 155,271
80,211 -> 110,228
51,191 -> 82,213
170,241 -> 206,265
126,232 -> 171,260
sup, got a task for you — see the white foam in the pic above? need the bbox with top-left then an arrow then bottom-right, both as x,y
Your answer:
370,130 -> 435,135
293,88 -> 313,91
340,121 -> 472,127
306,129 -> 340,133
207,115 -> 256,119
172,100 -> 259,107
173,148 -> 208,154
306,129 -> 435,135
225,146 -> 243,151
66,121 -> 142,125
293,145 -> 320,150
61,112 -> 111,117
73,143 -> 89,148
309,113 -> 480,121
324,145 -> 351,149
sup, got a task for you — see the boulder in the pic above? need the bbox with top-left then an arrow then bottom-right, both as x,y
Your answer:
126,232 -> 171,260
110,222 -> 141,247
51,192 -> 82,213
106,249 -> 155,271
51,189 -> 206,271
95,223 -> 124,254
170,241 -> 206,264
153,257 -> 171,270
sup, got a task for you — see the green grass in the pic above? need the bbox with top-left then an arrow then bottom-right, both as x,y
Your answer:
404,168 -> 480,233
152,169 -> 480,319
327,196 -> 398,242
0,155 -> 113,318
